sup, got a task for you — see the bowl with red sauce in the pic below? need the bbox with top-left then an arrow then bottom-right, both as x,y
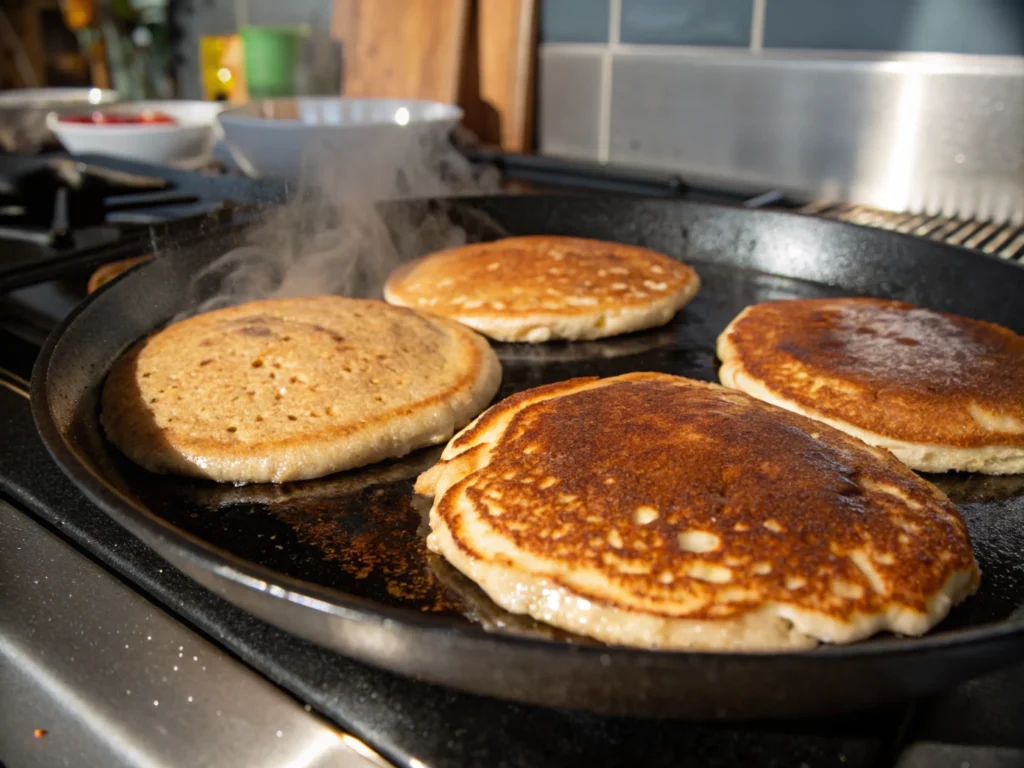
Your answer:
47,100 -> 225,165
57,110 -> 178,126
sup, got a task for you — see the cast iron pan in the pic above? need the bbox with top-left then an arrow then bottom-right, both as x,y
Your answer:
31,196 -> 1024,719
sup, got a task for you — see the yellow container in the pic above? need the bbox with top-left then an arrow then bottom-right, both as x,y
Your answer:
199,35 -> 245,101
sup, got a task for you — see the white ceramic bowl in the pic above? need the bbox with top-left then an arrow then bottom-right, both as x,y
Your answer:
47,100 -> 225,165
217,97 -> 463,188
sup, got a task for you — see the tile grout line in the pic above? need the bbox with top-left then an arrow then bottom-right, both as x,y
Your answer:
234,0 -> 249,29
609,0 -> 622,47
598,0 -> 623,163
750,0 -> 767,53
597,53 -> 612,162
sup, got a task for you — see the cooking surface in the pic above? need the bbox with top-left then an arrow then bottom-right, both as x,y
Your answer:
103,262 -> 1024,643
31,196 -> 1024,727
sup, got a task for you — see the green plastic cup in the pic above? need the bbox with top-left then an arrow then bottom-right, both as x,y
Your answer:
241,25 -> 305,99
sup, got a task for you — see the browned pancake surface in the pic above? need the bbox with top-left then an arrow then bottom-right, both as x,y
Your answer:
385,235 -> 697,316
723,298 -> 1024,447
438,374 -> 975,623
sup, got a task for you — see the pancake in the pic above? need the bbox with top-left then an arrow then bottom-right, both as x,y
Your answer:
101,296 -> 501,483
383,235 -> 700,343
87,255 -> 150,294
416,373 -> 979,651
717,298 -> 1024,474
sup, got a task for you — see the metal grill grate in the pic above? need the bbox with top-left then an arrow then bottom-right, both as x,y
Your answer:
799,202 -> 1024,262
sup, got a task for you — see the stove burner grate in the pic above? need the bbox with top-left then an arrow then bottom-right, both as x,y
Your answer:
800,201 -> 1024,262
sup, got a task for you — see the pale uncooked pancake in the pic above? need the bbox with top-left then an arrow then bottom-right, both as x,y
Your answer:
383,235 -> 700,343
102,296 -> 501,483
415,373 -> 979,651
717,298 -> 1024,474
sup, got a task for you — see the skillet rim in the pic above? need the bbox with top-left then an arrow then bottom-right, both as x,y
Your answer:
29,195 -> 1024,668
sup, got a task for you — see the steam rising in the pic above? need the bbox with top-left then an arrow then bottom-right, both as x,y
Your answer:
190,125 -> 501,314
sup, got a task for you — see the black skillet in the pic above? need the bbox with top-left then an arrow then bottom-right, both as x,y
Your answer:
31,195 -> 1024,719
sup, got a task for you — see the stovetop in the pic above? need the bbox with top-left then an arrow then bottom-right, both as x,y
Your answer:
0,151 -> 284,292
1,153 -> 1023,768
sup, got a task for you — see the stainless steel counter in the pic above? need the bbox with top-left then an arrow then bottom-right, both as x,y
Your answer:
0,500 -> 387,768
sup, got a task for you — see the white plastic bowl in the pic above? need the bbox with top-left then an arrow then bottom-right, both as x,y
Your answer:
47,100 -> 225,164
217,97 -> 464,187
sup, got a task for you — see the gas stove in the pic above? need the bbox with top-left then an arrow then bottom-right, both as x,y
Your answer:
1,153 -> 1022,768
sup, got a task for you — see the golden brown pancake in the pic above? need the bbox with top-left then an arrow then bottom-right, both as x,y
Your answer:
102,296 -> 501,483
416,373 -> 979,651
383,235 -> 700,343
717,298 -> 1024,474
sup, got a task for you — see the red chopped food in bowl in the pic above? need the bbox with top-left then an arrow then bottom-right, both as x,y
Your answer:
59,110 -> 177,126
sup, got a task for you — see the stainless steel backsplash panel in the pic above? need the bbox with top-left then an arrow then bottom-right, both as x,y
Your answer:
539,47 -> 1024,223
537,47 -> 607,160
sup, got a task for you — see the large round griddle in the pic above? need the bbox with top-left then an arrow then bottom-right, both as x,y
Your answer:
31,196 -> 1024,719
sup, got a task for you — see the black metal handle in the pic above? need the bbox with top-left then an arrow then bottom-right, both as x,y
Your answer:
463,147 -> 689,198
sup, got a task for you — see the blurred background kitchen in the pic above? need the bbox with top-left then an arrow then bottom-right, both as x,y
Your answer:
1,0 -> 1023,234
